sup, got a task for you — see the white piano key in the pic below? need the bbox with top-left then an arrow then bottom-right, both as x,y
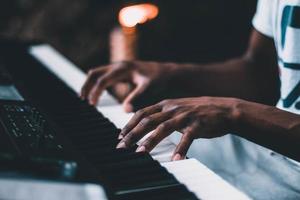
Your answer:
29,44 -> 251,199
29,45 -> 118,107
30,45 -> 133,127
97,105 -> 132,128
29,44 -> 175,163
162,159 -> 252,200
0,85 -> 24,101
0,178 -> 107,200
138,133 -> 176,163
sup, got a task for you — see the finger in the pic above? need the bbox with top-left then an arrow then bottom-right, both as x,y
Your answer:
88,68 -> 127,105
136,114 -> 188,152
118,111 -> 173,147
122,82 -> 150,113
129,82 -> 162,112
172,128 -> 195,161
80,67 -> 107,99
119,104 -> 162,138
108,82 -> 133,102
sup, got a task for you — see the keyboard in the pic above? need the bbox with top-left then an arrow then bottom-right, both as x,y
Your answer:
0,100 -> 64,155
0,41 -> 198,199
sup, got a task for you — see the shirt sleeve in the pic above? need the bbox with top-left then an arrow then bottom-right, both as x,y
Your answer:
252,0 -> 274,38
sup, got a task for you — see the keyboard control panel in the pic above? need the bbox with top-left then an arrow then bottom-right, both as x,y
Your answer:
0,101 -> 64,155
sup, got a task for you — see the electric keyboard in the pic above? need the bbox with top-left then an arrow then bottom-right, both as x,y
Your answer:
0,41 -> 199,199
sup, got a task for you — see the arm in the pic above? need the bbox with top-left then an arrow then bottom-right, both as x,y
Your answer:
172,30 -> 280,105
81,30 -> 280,112
116,97 -> 300,162
233,100 -> 300,161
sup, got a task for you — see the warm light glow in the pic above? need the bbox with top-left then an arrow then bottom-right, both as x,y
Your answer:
119,3 -> 159,28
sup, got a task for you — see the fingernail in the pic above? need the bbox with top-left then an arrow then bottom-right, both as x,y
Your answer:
119,129 -> 125,135
136,146 -> 146,153
116,141 -> 126,149
88,95 -> 94,104
172,153 -> 182,161
118,134 -> 124,140
89,99 -> 95,106
120,127 -> 128,135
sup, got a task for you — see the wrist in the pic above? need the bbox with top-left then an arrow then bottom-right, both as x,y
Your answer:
227,98 -> 244,134
169,63 -> 204,93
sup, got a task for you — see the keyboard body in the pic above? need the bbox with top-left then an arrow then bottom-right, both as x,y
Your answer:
0,41 -> 198,200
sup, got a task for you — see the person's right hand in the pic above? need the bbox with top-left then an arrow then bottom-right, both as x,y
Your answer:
80,61 -> 179,112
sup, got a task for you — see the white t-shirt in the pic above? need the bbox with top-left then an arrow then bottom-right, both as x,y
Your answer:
253,0 -> 300,114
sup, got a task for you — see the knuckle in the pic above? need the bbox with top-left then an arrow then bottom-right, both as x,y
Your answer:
123,134 -> 132,145
96,77 -> 107,87
178,112 -> 189,121
87,69 -> 96,76
169,104 -> 181,112
144,136 -> 157,148
158,122 -> 170,132
182,135 -> 192,143
200,96 -> 212,102
87,68 -> 98,78
140,117 -> 153,127
160,99 -> 171,105
183,132 -> 195,142
150,132 -> 160,142
182,122 -> 198,134
122,125 -> 129,132
136,109 -> 146,118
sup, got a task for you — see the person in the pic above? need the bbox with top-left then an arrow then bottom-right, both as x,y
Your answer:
81,0 -> 300,199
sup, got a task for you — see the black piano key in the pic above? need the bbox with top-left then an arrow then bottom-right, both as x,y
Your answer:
74,138 -> 119,150
70,134 -> 118,146
113,180 -> 180,195
61,118 -> 111,128
116,184 -> 199,200
69,125 -> 119,137
112,167 -> 175,183
0,46 -> 199,200
83,148 -> 137,162
62,122 -> 114,133
107,166 -> 170,183
93,152 -> 152,168
93,151 -> 151,163
99,157 -> 154,171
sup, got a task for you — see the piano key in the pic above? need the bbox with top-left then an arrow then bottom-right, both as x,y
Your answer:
0,43 -> 201,199
116,184 -> 198,200
162,159 -> 251,200
11,43 -> 254,200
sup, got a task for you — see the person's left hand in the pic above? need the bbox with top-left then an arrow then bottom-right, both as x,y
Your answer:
116,97 -> 241,161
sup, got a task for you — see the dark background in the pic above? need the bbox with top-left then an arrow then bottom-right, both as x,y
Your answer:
0,0 -> 257,71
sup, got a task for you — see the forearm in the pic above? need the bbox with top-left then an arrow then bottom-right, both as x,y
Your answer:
232,100 -> 300,161
170,30 -> 280,105
172,55 -> 279,105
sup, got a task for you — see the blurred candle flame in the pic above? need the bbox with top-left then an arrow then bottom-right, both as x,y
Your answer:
119,3 -> 159,28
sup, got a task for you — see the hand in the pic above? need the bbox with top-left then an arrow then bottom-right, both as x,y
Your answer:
116,97 -> 240,160
80,61 -> 179,112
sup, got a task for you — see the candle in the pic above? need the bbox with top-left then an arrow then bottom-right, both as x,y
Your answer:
109,3 -> 159,101
110,26 -> 138,62
110,3 -> 159,62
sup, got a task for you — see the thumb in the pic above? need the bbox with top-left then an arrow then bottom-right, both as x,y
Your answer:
122,83 -> 149,112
